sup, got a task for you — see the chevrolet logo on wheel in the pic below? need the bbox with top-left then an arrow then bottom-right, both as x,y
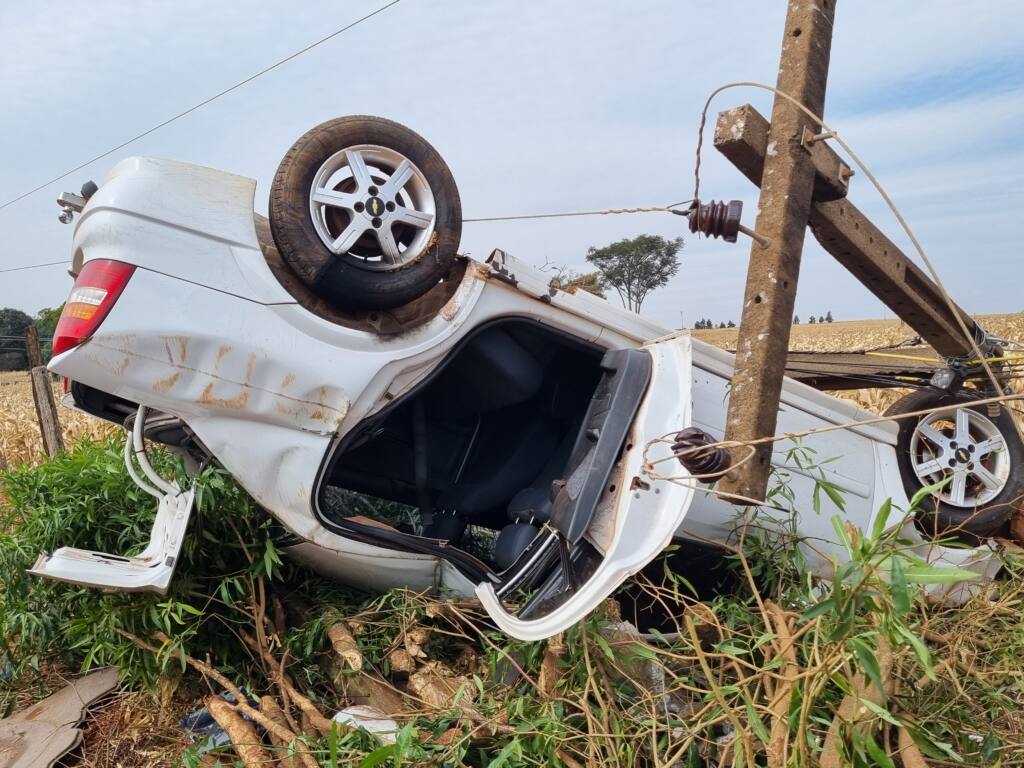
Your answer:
366,196 -> 384,216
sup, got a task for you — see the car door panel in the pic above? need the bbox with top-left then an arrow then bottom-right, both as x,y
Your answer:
476,334 -> 695,641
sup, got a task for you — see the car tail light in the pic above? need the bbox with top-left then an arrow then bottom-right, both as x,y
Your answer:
52,259 -> 136,357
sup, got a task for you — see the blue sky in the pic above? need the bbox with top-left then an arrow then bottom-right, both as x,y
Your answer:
1,1 -> 1022,329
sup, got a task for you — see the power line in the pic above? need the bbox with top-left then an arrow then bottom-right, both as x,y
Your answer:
463,201 -> 693,223
1,201 -> 684,276
0,260 -> 68,274
0,0 -> 405,213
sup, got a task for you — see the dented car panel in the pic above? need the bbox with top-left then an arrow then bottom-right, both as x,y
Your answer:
39,156 -> 1003,638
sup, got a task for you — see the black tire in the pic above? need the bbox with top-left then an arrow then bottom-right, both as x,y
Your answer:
886,389 -> 1024,543
269,116 -> 461,311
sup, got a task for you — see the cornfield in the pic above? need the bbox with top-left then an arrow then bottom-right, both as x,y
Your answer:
695,313 -> 1024,415
0,370 -> 111,468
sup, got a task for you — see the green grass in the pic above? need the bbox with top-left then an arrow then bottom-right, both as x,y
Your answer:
2,438 -> 1022,767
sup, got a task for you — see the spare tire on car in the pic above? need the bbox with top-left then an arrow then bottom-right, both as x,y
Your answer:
269,116 -> 462,311
886,389 -> 1024,543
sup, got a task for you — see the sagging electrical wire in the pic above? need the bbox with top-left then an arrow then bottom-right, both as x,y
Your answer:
642,390 -> 1024,511
463,202 -> 693,223
690,80 -> 1009,406
0,0 -> 406,213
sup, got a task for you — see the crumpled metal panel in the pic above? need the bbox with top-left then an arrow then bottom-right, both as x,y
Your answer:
0,667 -> 119,768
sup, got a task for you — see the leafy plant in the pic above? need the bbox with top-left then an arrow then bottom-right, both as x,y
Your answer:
0,437 -> 311,687
2,438 -> 1021,767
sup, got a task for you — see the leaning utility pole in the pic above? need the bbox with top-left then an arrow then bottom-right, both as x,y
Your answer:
718,0 -> 837,501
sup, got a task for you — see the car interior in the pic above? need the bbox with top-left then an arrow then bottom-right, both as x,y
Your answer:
317,318 -> 606,571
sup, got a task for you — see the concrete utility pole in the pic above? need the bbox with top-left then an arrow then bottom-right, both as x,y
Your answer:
713,103 -> 991,359
718,0 -> 837,501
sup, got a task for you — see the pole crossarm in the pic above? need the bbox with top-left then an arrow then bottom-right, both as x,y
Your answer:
713,104 -> 990,359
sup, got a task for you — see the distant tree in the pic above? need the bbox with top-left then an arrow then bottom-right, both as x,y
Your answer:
809,316 -> 817,324
819,315 -> 825,324
727,320 -> 736,328
586,234 -> 683,313
549,270 -> 606,299
825,311 -> 834,323
34,305 -> 63,361
794,315 -> 800,324
718,322 -> 726,329
0,307 -> 34,371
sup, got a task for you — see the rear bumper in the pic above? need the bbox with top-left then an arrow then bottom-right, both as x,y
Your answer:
30,486 -> 194,594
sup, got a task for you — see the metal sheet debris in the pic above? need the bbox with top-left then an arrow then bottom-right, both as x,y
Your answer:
0,667 -> 119,768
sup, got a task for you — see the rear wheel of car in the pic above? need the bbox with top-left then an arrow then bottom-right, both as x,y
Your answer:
269,116 -> 462,311
886,389 -> 1024,543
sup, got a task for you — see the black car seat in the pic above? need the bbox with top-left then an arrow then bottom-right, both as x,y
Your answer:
492,421 -> 579,570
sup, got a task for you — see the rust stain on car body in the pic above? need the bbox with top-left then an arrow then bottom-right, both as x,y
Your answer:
198,381 -> 250,410
152,371 -> 181,394
161,335 -> 190,364
215,344 -> 231,368
91,338 -> 350,431
244,352 -> 257,383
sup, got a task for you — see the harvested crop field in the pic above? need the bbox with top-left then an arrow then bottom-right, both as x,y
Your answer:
0,370 -> 111,467
693,313 -> 1024,355
694,313 -> 1024,415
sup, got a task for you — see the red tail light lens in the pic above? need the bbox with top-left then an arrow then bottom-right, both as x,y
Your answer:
52,259 -> 136,357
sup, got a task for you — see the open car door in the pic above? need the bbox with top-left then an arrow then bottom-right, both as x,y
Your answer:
477,333 -> 695,640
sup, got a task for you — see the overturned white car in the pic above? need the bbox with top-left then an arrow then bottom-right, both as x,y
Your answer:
34,117 -> 1020,640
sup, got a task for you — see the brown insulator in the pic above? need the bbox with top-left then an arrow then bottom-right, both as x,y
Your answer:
687,200 -> 743,243
672,427 -> 731,478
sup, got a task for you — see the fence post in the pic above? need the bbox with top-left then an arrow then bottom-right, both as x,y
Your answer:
25,324 -> 44,368
25,325 -> 64,457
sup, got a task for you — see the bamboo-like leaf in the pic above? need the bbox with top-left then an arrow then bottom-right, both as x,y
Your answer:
871,498 -> 893,542
890,557 -> 910,615
850,636 -> 884,695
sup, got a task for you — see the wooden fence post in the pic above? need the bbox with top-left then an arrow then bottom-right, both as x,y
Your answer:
25,324 -> 44,369
25,325 -> 64,457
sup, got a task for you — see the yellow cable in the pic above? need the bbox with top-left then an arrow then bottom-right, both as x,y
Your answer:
864,351 -> 940,363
